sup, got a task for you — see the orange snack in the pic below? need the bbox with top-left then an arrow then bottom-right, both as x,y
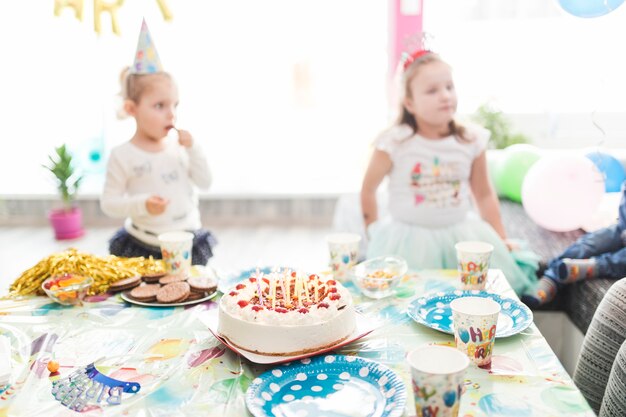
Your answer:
47,360 -> 60,373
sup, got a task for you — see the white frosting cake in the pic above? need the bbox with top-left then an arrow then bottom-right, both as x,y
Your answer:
217,270 -> 356,356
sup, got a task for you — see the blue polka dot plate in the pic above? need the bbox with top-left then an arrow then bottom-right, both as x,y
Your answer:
407,290 -> 533,338
246,354 -> 406,417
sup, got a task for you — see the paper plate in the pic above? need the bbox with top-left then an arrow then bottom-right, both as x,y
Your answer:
246,354 -> 406,417
407,290 -> 533,338
120,290 -> 217,307
120,264 -> 218,307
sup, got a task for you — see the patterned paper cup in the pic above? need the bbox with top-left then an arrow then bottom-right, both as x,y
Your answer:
450,296 -> 500,367
326,233 -> 361,280
158,231 -> 194,275
407,344 -> 470,417
454,241 -> 494,290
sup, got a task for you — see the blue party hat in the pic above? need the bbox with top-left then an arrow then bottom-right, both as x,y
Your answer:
131,19 -> 163,74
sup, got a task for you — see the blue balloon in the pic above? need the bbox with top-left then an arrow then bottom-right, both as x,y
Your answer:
586,152 -> 626,192
558,0 -> 625,18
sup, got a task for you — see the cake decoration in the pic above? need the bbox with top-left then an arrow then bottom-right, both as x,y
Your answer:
217,268 -> 356,356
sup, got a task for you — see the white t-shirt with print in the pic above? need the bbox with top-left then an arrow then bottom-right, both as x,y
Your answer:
376,124 -> 490,227
100,138 -> 211,246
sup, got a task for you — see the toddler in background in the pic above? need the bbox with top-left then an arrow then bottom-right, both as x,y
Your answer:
361,49 -> 537,296
524,182 -> 626,306
101,20 -> 216,265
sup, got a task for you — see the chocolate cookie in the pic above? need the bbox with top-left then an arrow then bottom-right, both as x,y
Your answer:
141,272 -> 167,283
156,282 -> 191,303
129,284 -> 161,302
187,276 -> 217,294
159,273 -> 188,285
185,291 -> 206,301
109,276 -> 142,292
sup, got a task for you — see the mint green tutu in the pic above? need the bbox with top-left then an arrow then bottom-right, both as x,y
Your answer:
366,214 -> 539,296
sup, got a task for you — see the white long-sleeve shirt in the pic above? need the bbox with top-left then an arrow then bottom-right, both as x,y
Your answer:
100,138 -> 211,246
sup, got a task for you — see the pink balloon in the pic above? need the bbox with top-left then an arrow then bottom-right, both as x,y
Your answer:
521,156 -> 605,232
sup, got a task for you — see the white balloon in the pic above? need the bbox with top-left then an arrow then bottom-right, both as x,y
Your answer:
521,156 -> 605,232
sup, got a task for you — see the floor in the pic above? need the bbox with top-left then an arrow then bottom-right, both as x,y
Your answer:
0,226 -> 333,296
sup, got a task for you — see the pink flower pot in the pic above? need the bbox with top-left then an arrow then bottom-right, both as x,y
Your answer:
48,207 -> 85,240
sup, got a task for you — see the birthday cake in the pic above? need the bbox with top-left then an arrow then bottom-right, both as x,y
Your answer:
217,270 -> 356,356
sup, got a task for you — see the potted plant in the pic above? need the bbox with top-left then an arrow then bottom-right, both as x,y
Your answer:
472,103 -> 529,149
43,144 -> 85,240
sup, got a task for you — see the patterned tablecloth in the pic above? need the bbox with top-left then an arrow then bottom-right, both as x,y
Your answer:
0,269 -> 595,417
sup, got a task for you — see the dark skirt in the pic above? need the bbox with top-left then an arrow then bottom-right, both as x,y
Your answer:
108,228 -> 217,266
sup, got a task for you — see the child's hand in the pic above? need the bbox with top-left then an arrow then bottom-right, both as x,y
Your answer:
146,195 -> 169,215
504,238 -> 519,252
177,129 -> 194,148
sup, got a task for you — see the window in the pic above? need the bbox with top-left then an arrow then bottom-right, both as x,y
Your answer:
0,1 -> 388,196
424,0 -> 626,148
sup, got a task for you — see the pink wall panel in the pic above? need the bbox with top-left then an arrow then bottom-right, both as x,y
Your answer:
389,0 -> 424,77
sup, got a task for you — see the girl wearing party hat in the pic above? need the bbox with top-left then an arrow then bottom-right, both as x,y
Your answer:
360,48 -> 538,296
101,19 -> 216,265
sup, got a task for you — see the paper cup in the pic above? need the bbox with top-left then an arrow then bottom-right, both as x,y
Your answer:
455,241 -> 494,290
450,296 -> 500,367
407,344 -> 470,417
158,231 -> 194,275
326,233 -> 361,280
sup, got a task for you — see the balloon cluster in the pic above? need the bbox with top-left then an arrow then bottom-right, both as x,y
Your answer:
491,145 -> 624,232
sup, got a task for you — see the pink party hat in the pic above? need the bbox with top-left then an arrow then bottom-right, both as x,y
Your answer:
131,19 -> 163,74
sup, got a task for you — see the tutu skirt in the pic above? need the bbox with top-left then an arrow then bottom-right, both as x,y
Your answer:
367,215 -> 538,296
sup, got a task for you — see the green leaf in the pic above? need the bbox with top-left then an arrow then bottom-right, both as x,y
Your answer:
43,144 -> 82,205
472,103 -> 530,149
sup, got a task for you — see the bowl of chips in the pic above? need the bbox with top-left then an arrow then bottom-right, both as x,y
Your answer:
42,273 -> 93,305
350,256 -> 408,299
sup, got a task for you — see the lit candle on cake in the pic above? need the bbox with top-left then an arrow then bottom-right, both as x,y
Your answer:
294,273 -> 302,307
313,275 -> 319,302
270,273 -> 277,309
279,271 -> 288,307
256,268 -> 264,305
300,272 -> 309,303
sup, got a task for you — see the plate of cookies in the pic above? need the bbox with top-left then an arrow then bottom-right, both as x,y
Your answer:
112,265 -> 219,307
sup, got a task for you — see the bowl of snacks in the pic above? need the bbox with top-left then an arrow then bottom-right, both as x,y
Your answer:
350,256 -> 408,299
42,273 -> 93,306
